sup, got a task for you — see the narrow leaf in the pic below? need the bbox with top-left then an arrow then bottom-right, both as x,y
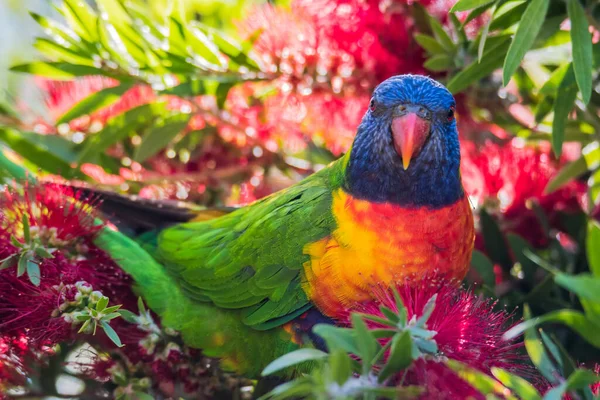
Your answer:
552,77 -> 578,157
17,253 -> 27,277
450,0 -> 495,12
478,2 -> 497,62
378,331 -> 413,382
492,367 -> 541,399
587,221 -> 600,277
26,260 -> 41,286
471,250 -> 496,287
96,296 -> 109,312
502,0 -> 550,86
261,349 -> 328,376
10,62 -> 107,80
133,113 -> 190,162
101,320 -> 123,347
58,83 -> 135,124
447,37 -> 511,93
567,0 -> 593,104
414,34 -> 446,55
22,214 -> 30,243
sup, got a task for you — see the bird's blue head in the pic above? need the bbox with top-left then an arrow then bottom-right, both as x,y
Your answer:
344,74 -> 463,209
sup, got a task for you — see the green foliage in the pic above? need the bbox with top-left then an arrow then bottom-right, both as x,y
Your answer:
261,289 -> 440,399
4,0 -> 262,181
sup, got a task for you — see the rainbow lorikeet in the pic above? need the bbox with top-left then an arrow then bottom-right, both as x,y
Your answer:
90,74 -> 475,377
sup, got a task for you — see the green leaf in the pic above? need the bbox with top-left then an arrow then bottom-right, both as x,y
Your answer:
0,129 -> 78,178
57,83 -> 135,125
378,331 -> 413,383
544,157 -> 587,194
554,273 -> 600,321
0,255 -> 17,270
567,0 -> 593,104
423,54 -> 454,71
137,297 -> 146,314
34,247 -> 54,259
33,38 -> 93,66
479,209 -> 512,269
329,349 -> 353,385
132,392 -> 154,400
446,360 -> 508,396
554,274 -> 600,303
428,15 -> 455,52
313,324 -> 359,354
100,320 -> 123,347
352,313 -> 380,373
539,63 -> 574,96
502,0 -> 550,86
414,34 -> 446,55
450,0 -> 495,12
505,309 -> 600,349
492,368 -> 541,400
566,369 -> 600,391
360,386 -> 423,399
477,1 -> 497,62
26,260 -> 41,286
552,75 -> 578,157
10,62 -> 107,80
447,36 -> 511,93
17,253 -> 27,277
76,103 -> 166,163
186,25 -> 225,68
379,306 -> 400,324
21,214 -> 30,243
261,349 -> 328,376
471,249 -> 495,287
133,113 -> 190,162
61,0 -> 98,43
523,305 -> 561,383
103,305 -> 121,314
587,221 -> 600,277
543,382 -> 568,400
96,296 -> 109,312
507,233 -> 537,282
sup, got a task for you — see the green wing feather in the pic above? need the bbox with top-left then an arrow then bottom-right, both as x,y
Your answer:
158,158 -> 345,330
94,227 -> 300,377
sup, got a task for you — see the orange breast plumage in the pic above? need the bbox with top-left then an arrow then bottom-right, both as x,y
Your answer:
301,188 -> 475,318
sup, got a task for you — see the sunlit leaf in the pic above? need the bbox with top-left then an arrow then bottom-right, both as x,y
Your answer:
492,368 -> 541,400
262,349 -> 328,376
424,54 -> 454,71
10,62 -> 107,80
447,37 -> 510,93
450,0 -> 495,12
587,221 -> 600,277
133,113 -> 191,162
58,83 -> 135,124
567,0 -> 593,104
502,0 -> 550,85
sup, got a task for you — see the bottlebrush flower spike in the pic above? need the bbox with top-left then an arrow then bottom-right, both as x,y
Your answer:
342,277 -> 532,399
461,139 -> 586,248
0,183 -> 134,345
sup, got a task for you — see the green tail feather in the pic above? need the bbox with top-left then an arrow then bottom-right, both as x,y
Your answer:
93,227 -> 299,377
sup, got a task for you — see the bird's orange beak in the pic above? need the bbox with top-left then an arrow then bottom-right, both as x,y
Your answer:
391,113 -> 431,170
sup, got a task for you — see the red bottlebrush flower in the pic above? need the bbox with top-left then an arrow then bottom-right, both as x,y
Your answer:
0,182 -> 102,246
461,139 -> 586,248
0,183 -> 136,344
342,278 -> 532,399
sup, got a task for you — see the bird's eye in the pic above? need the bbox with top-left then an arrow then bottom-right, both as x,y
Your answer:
447,106 -> 456,121
369,98 -> 377,112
